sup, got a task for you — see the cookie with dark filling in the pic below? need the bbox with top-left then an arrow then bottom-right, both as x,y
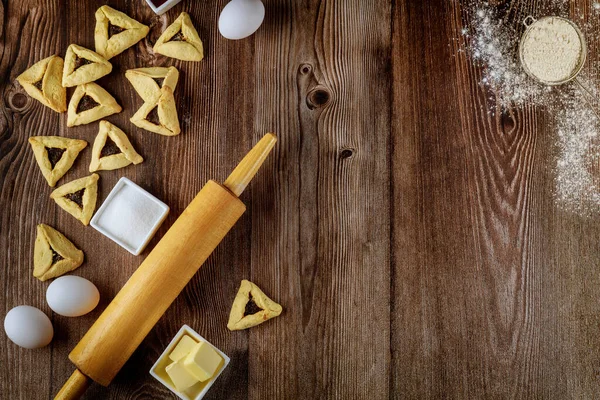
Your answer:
153,12 -> 204,61
28,136 -> 88,187
130,86 -> 180,136
50,174 -> 99,225
67,82 -> 122,127
227,280 -> 283,331
90,121 -> 143,172
125,66 -> 179,103
33,224 -> 84,281
63,44 -> 112,87
16,55 -> 67,112
94,5 -> 150,60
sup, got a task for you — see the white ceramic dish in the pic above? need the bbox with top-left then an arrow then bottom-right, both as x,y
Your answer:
144,0 -> 183,15
150,325 -> 230,400
90,177 -> 169,255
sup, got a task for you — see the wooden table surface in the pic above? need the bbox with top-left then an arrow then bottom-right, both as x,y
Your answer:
2,0 -> 600,399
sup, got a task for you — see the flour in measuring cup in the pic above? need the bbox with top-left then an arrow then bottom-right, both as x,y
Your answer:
521,17 -> 583,83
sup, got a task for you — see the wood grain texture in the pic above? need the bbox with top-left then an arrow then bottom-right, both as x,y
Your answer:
248,1 -> 391,399
1,0 -> 391,399
3,0 -> 600,399
392,0 -> 600,399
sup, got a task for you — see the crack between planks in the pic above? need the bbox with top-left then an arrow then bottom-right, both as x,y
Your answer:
388,0 -> 397,397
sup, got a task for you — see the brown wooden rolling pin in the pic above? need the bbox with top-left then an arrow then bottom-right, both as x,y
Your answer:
54,133 -> 277,399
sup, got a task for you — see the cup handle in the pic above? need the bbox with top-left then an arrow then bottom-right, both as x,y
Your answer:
523,15 -> 536,27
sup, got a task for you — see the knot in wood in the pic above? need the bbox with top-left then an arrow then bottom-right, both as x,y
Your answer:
12,93 -> 28,109
340,148 -> 355,159
501,110 -> 516,131
299,64 -> 312,75
306,87 -> 331,110
7,86 -> 30,112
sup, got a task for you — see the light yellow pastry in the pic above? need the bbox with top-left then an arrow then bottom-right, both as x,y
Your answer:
28,136 -> 87,187
62,44 -> 112,87
125,66 -> 179,103
95,5 -> 150,60
67,82 -> 122,127
130,86 -> 180,136
16,55 -> 66,112
153,12 -> 203,61
33,224 -> 84,281
227,280 -> 283,331
50,174 -> 99,225
89,121 -> 143,172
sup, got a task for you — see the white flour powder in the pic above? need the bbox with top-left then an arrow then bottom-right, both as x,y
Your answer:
461,4 -> 600,215
521,17 -> 583,83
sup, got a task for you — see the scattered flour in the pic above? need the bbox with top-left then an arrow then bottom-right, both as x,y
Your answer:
462,3 -> 600,215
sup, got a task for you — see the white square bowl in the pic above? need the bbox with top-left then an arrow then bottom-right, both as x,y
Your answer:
150,325 -> 231,400
90,177 -> 169,256
144,0 -> 183,15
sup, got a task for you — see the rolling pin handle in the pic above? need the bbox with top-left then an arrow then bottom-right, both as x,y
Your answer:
224,133 -> 277,197
54,369 -> 91,400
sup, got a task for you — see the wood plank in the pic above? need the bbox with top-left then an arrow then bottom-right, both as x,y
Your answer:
1,0 -> 393,399
1,2 -> 68,399
392,0 -> 600,398
1,1 -> 255,399
247,0 -> 392,399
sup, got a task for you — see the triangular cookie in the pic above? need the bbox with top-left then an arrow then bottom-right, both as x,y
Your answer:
50,174 -> 99,225
62,44 -> 112,87
95,5 -> 150,60
16,55 -> 66,112
89,121 -> 143,172
67,82 -> 122,127
130,86 -> 180,136
33,224 -> 84,281
28,136 -> 88,187
227,280 -> 283,331
153,12 -> 204,61
125,66 -> 179,103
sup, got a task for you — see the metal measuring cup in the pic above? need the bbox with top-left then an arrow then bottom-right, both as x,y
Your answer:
519,15 -> 598,115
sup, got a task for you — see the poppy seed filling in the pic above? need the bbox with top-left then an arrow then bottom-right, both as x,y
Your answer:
74,56 -> 93,71
108,22 -> 126,39
46,147 -> 66,169
100,136 -> 121,158
51,247 -> 64,265
65,188 -> 85,208
244,295 -> 262,316
76,95 -> 100,113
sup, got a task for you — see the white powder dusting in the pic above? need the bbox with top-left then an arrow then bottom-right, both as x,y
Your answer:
461,3 -> 600,215
96,184 -> 166,251
554,82 -> 600,214
466,6 -> 550,107
521,17 -> 583,83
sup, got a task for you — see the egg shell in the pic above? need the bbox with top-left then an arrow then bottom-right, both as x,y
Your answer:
46,275 -> 100,317
4,305 -> 54,349
218,0 -> 265,40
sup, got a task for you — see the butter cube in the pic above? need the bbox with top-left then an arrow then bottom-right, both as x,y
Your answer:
169,335 -> 198,362
183,341 -> 222,382
165,359 -> 198,392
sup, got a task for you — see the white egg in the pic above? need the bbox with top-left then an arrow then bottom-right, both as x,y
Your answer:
4,305 -> 53,349
219,0 -> 265,40
46,276 -> 100,317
